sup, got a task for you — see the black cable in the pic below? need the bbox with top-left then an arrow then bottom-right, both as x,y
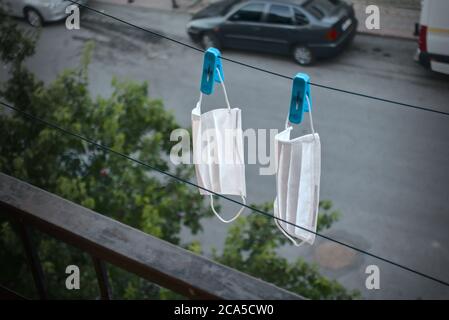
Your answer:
2,99 -> 449,288
67,0 -> 449,117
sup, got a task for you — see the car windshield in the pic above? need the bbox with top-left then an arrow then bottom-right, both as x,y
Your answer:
193,0 -> 242,19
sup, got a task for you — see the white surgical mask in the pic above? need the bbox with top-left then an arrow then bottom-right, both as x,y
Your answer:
274,96 -> 321,245
192,69 -> 246,223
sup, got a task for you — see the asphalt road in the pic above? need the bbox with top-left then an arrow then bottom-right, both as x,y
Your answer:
3,2 -> 449,299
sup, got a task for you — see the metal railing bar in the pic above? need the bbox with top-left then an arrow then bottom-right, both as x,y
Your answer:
0,284 -> 28,300
92,257 -> 112,300
15,222 -> 48,300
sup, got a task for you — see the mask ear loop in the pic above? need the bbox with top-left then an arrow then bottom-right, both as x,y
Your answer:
212,67 -> 246,222
306,94 -> 318,244
284,95 -> 315,133
278,106 -> 302,245
195,67 -> 230,113
306,95 -> 315,136
215,67 -> 232,112
274,209 -> 305,246
196,91 -> 203,111
210,194 -> 246,223
284,114 -> 292,130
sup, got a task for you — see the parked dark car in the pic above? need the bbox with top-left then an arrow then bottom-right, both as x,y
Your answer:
187,0 -> 358,65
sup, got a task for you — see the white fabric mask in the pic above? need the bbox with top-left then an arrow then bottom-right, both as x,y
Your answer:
192,69 -> 246,223
274,96 -> 321,245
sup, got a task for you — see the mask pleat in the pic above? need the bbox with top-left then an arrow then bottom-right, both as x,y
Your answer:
287,142 -> 301,235
295,139 -> 314,242
210,113 -> 222,193
235,110 -> 246,197
278,142 -> 291,232
309,135 -> 321,243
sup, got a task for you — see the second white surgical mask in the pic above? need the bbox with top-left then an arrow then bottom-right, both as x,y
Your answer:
274,96 -> 321,245
192,69 -> 246,223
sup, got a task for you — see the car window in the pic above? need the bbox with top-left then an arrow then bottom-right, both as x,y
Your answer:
302,0 -> 325,19
294,8 -> 309,26
193,0 -> 242,19
229,3 -> 265,22
266,4 -> 293,25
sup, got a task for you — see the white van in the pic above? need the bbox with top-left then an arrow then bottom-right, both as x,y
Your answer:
415,0 -> 449,74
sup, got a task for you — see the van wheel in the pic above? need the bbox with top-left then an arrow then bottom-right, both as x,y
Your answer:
25,8 -> 43,27
201,32 -> 221,50
293,45 -> 314,65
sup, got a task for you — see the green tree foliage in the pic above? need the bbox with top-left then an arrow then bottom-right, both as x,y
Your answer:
0,13 -> 358,299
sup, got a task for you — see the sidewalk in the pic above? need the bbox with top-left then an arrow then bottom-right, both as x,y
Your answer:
93,0 -> 421,40
93,0 -> 203,12
351,0 -> 420,39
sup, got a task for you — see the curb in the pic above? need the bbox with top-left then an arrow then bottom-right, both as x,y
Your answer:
357,30 -> 417,41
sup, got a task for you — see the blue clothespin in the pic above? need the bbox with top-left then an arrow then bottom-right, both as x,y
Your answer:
289,73 -> 311,124
200,47 -> 224,95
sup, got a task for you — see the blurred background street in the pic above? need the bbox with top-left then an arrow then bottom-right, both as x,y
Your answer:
2,0 -> 449,299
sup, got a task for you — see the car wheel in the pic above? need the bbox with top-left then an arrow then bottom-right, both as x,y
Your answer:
25,8 -> 43,27
201,32 -> 220,50
293,45 -> 314,66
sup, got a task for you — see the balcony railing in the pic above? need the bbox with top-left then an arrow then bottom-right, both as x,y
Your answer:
0,173 -> 303,300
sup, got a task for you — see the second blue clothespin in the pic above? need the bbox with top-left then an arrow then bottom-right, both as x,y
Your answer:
289,73 -> 311,124
200,47 -> 224,95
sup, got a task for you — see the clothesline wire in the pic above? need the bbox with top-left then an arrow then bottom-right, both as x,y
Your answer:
1,99 -> 448,288
67,0 -> 449,117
